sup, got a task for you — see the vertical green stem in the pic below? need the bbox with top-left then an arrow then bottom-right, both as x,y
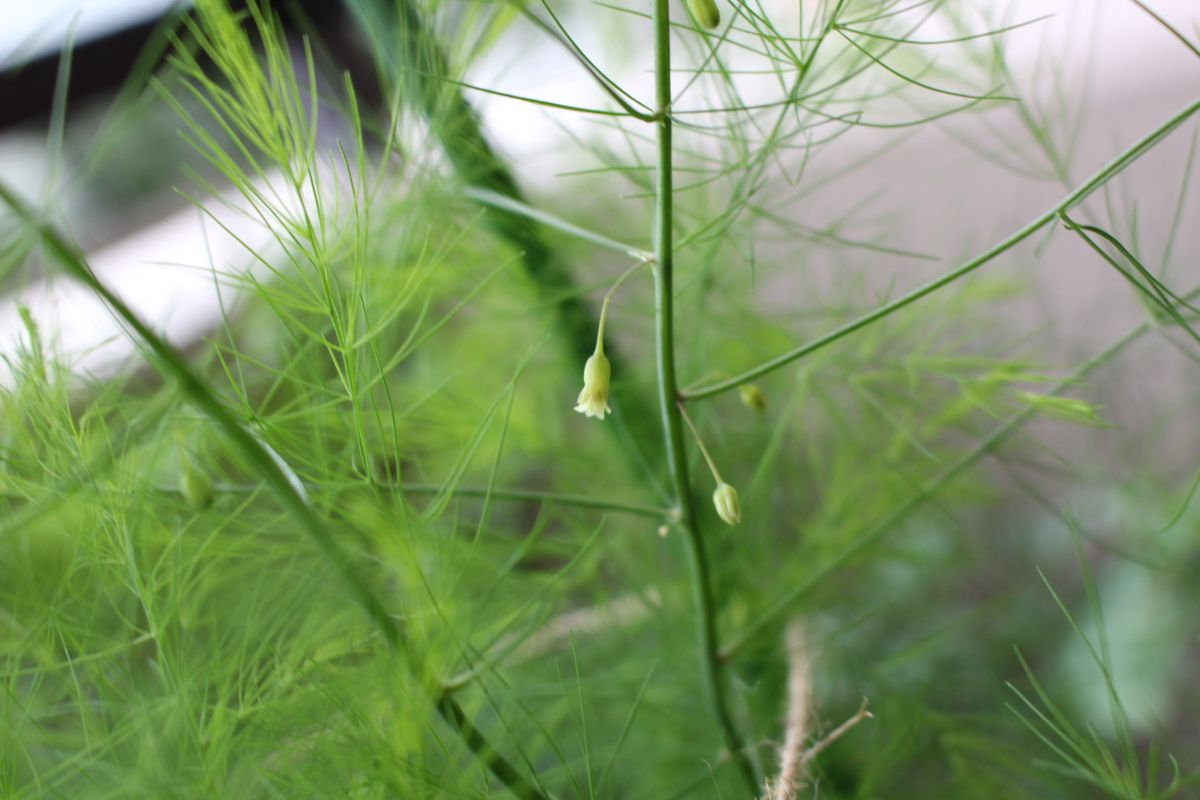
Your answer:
651,1 -> 758,790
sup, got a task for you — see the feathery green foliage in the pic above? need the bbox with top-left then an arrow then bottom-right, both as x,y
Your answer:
2,0 -> 1199,797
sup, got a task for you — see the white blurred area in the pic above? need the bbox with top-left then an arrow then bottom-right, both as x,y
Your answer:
0,0 -> 185,66
474,0 -> 1200,169
0,0 -> 1197,384
0,182 -> 279,383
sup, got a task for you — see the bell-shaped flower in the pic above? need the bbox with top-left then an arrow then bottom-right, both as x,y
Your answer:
180,463 -> 213,509
739,384 -> 767,413
574,349 -> 612,420
686,0 -> 720,29
712,481 -> 741,526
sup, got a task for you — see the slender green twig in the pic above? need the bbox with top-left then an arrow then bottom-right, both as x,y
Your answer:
678,402 -> 725,485
1059,213 -> 1200,346
651,1 -> 759,790
682,94 -> 1200,401
834,14 -> 1054,47
127,482 -> 672,519
521,0 -> 660,122
1127,0 -> 1200,60
465,186 -> 653,261
437,694 -> 552,800
407,483 -> 668,519
597,257 -> 655,343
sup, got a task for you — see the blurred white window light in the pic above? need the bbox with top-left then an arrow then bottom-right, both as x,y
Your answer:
0,0 -> 277,385
0,0 -> 188,67
0,0 -> 1197,385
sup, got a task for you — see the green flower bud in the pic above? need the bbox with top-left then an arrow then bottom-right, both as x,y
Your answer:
712,481 -> 740,526
739,384 -> 767,413
180,459 -> 213,509
574,350 -> 612,420
686,0 -> 720,29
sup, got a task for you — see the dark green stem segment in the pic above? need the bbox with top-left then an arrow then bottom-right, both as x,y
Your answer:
347,0 -> 659,454
438,695 -> 549,800
651,1 -> 759,791
346,0 -> 588,341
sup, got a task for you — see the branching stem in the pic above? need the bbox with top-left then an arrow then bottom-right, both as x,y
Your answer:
682,95 -> 1200,401
651,0 -> 759,790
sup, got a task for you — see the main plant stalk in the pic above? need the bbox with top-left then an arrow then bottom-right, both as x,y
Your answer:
651,0 -> 758,790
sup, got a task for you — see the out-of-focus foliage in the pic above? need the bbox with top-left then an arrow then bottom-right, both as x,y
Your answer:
1,1 -> 1198,798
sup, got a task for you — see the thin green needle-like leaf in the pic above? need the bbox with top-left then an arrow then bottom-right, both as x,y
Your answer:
441,74 -> 643,118
836,14 -> 1053,47
189,479 -> 668,519
1061,214 -> 1200,348
594,662 -> 658,795
568,636 -> 595,799
840,0 -> 941,26
836,28 -> 1018,102
524,0 -> 657,122
465,186 -> 652,260
1128,0 -> 1200,60
401,485 -> 670,518
439,518 -> 609,693
1054,529 -> 1142,778
419,342 -> 543,523
1156,466 -> 1200,534
1078,222 -> 1200,317
43,26 -> 75,206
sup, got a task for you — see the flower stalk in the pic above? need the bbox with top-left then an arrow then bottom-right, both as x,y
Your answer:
679,402 -> 741,525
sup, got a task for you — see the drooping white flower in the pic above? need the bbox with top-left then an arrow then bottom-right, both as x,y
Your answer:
574,350 -> 612,420
712,481 -> 741,526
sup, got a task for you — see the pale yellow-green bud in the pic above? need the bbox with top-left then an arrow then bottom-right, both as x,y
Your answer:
712,481 -> 740,526
739,384 -> 767,413
574,350 -> 612,420
686,0 -> 720,29
179,458 -> 213,509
